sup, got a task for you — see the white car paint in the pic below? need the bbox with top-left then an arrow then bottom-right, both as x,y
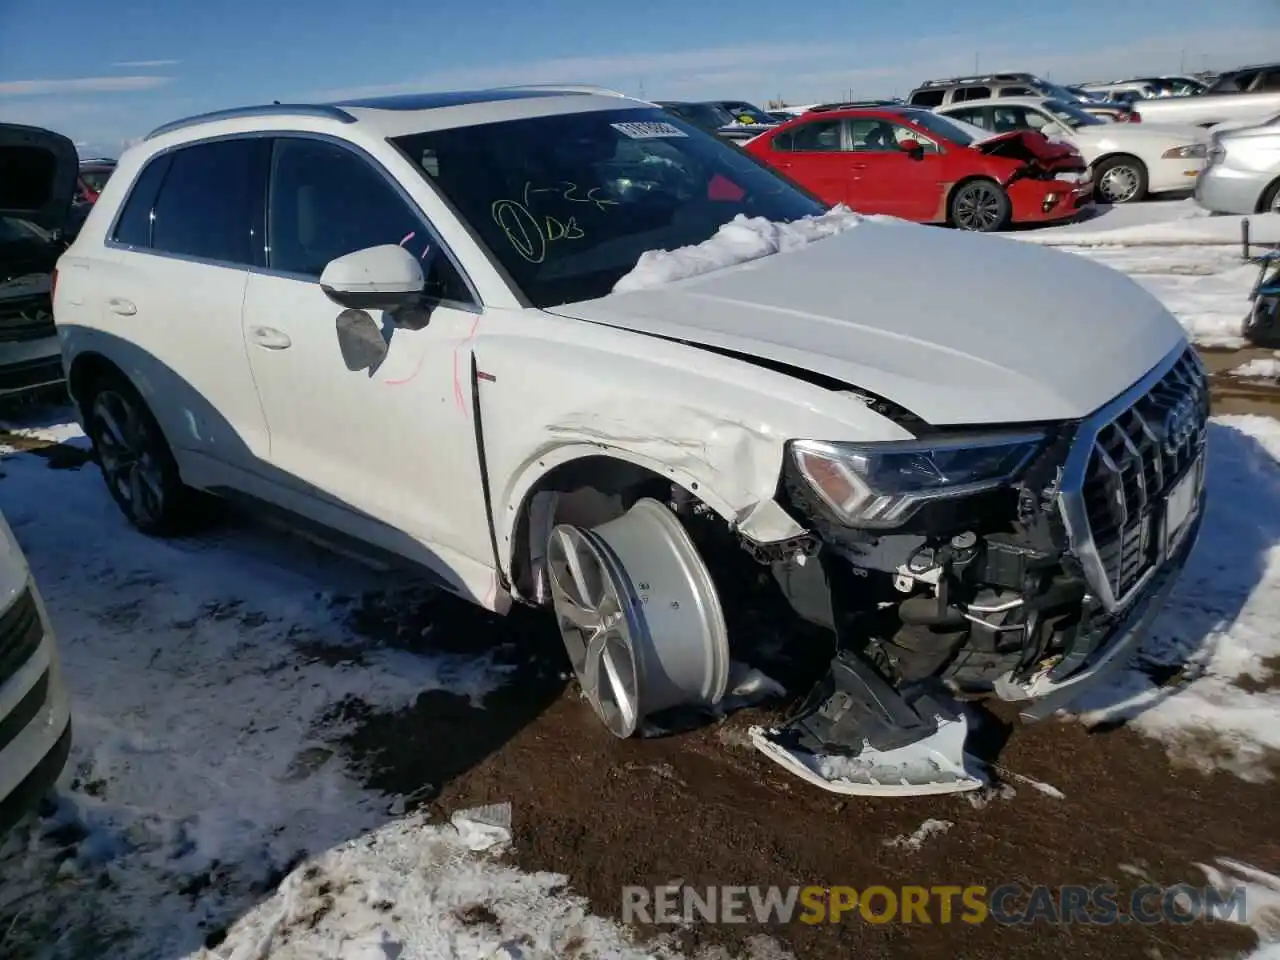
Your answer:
0,507 -> 71,830
1128,90 -> 1280,128
53,90 -> 1191,626
936,96 -> 1207,196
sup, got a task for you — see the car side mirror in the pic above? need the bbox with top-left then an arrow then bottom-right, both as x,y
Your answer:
900,139 -> 925,158
320,244 -> 424,311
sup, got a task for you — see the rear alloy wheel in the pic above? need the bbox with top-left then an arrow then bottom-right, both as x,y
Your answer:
949,180 -> 1012,232
1259,178 -> 1280,214
84,377 -> 216,535
1093,155 -> 1149,204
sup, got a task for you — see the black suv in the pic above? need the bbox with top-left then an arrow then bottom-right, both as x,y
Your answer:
0,123 -> 78,400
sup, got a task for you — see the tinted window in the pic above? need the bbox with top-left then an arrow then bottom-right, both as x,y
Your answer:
998,86 -> 1033,97
111,153 -> 172,248
954,86 -> 991,101
789,119 -> 845,151
392,108 -> 824,307
150,139 -> 263,265
1260,70 -> 1280,92
943,107 -> 988,129
908,89 -> 945,106
268,137 -> 471,303
905,110 -> 979,146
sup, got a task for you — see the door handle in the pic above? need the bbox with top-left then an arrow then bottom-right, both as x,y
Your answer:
849,163 -> 868,170
107,298 -> 136,316
249,326 -> 292,350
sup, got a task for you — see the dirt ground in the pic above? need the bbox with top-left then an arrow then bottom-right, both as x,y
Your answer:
327,344 -> 1280,960
9,344 -> 1280,960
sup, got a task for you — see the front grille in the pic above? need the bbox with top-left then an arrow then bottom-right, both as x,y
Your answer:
0,588 -> 43,687
1061,345 -> 1209,609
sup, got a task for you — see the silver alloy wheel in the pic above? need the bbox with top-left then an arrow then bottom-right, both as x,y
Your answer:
90,389 -> 165,527
1270,191 -> 1280,214
546,524 -> 640,738
953,182 -> 1004,230
1098,164 -> 1141,203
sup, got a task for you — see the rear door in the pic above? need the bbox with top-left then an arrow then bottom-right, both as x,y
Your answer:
95,138 -> 273,475
763,117 -> 853,205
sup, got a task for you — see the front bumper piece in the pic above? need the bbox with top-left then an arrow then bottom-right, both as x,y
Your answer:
751,342 -> 1208,797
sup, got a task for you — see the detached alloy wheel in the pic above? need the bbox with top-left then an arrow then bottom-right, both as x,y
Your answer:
1093,156 -> 1148,204
84,377 -> 215,535
950,180 -> 1012,232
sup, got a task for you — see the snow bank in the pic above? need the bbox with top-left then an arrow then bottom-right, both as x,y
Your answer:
612,204 -> 864,293
1015,199 -> 1280,247
1232,357 -> 1280,379
1068,414 -> 1280,781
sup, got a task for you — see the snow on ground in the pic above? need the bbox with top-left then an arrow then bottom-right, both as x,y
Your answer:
1013,197 -> 1280,247
1232,356 -> 1280,380
0,428 -> 738,960
1069,414 -> 1280,783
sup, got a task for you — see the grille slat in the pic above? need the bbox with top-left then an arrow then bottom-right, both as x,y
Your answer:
0,589 -> 43,687
1068,347 -> 1209,607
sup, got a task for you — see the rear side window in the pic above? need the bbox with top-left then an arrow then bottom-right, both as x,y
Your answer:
954,86 -> 992,102
998,86 -> 1033,97
908,89 -> 945,107
110,154 -> 171,248
149,139 -> 265,266
785,119 -> 845,152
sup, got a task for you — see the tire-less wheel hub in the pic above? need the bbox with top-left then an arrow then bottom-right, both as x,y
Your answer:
546,498 -> 730,738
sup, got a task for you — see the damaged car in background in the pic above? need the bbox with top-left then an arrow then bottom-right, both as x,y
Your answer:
54,87 -> 1207,797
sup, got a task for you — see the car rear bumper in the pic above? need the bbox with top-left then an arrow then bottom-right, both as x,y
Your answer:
1194,164 -> 1268,214
0,335 -> 64,398
0,580 -> 72,835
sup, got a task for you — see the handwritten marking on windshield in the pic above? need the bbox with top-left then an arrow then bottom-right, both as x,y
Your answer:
544,215 -> 584,241
524,181 -> 618,211
492,199 -> 547,264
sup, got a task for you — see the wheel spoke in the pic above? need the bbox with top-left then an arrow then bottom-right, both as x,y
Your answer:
599,641 -> 637,733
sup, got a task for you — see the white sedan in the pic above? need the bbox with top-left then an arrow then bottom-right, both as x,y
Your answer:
936,96 -> 1208,203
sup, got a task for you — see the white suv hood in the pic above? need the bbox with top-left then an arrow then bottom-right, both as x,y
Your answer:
548,221 -> 1187,426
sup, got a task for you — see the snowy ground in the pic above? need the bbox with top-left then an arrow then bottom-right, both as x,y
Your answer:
4,200 -> 1280,958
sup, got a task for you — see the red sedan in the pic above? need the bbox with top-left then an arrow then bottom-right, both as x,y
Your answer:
743,104 -> 1093,231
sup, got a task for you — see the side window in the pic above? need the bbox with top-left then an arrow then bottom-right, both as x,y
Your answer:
908,89 -> 945,107
788,120 -> 845,152
998,86 -> 1032,97
110,154 -> 172,248
945,107 -> 989,130
267,138 -> 472,304
954,86 -> 991,102
888,124 -> 938,153
991,106 -> 1033,133
1260,70 -> 1280,92
150,139 -> 264,265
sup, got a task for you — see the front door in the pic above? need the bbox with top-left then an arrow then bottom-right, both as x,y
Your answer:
240,136 -> 494,592
845,119 -> 945,221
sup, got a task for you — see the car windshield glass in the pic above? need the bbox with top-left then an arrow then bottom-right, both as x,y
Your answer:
1040,79 -> 1090,103
671,103 -> 735,128
722,103 -> 775,124
1043,99 -> 1104,127
0,216 -> 47,244
79,169 -> 112,192
902,110 -> 977,145
392,107 -> 826,308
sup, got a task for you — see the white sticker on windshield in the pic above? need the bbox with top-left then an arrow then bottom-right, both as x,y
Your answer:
611,121 -> 688,139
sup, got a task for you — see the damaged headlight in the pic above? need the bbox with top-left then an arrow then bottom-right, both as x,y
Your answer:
790,432 -> 1044,528
1162,144 -> 1207,159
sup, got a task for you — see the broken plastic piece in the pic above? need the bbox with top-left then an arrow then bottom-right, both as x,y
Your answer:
450,802 -> 512,851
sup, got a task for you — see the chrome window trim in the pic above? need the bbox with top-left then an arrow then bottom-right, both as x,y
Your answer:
1056,341 -> 1207,612
104,130 -> 485,314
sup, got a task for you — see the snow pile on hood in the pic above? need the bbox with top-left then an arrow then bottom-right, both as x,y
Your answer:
612,204 -> 865,294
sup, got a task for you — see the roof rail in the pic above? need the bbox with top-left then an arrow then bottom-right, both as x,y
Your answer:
144,103 -> 357,141
491,83 -> 632,98
809,99 -> 905,112
917,72 -> 1039,88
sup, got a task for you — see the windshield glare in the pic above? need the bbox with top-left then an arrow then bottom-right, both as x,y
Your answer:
905,110 -> 977,146
393,108 -> 826,307
1044,100 -> 1104,127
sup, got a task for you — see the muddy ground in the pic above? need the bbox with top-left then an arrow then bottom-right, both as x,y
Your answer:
11,344 -> 1280,960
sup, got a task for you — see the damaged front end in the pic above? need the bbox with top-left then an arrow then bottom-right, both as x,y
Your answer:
748,343 -> 1209,796
974,130 -> 1088,184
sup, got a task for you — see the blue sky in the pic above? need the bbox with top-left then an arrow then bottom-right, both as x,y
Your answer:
2,0 -> 1279,157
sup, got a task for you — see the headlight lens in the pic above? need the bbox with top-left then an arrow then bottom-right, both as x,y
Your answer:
791,432 -> 1044,528
1163,143 -> 1207,159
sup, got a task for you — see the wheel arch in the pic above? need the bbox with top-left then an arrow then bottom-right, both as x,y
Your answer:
1256,175 -> 1280,213
501,445 -> 792,604
944,175 -> 1008,227
66,350 -> 129,415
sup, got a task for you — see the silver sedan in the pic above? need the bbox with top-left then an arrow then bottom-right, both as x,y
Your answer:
1195,117 -> 1280,214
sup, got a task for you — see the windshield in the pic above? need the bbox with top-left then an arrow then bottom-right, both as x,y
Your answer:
903,110 -> 978,146
1043,99 -> 1105,127
663,103 -> 735,129
720,102 -> 776,125
392,107 -> 826,307
1037,79 -> 1090,103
